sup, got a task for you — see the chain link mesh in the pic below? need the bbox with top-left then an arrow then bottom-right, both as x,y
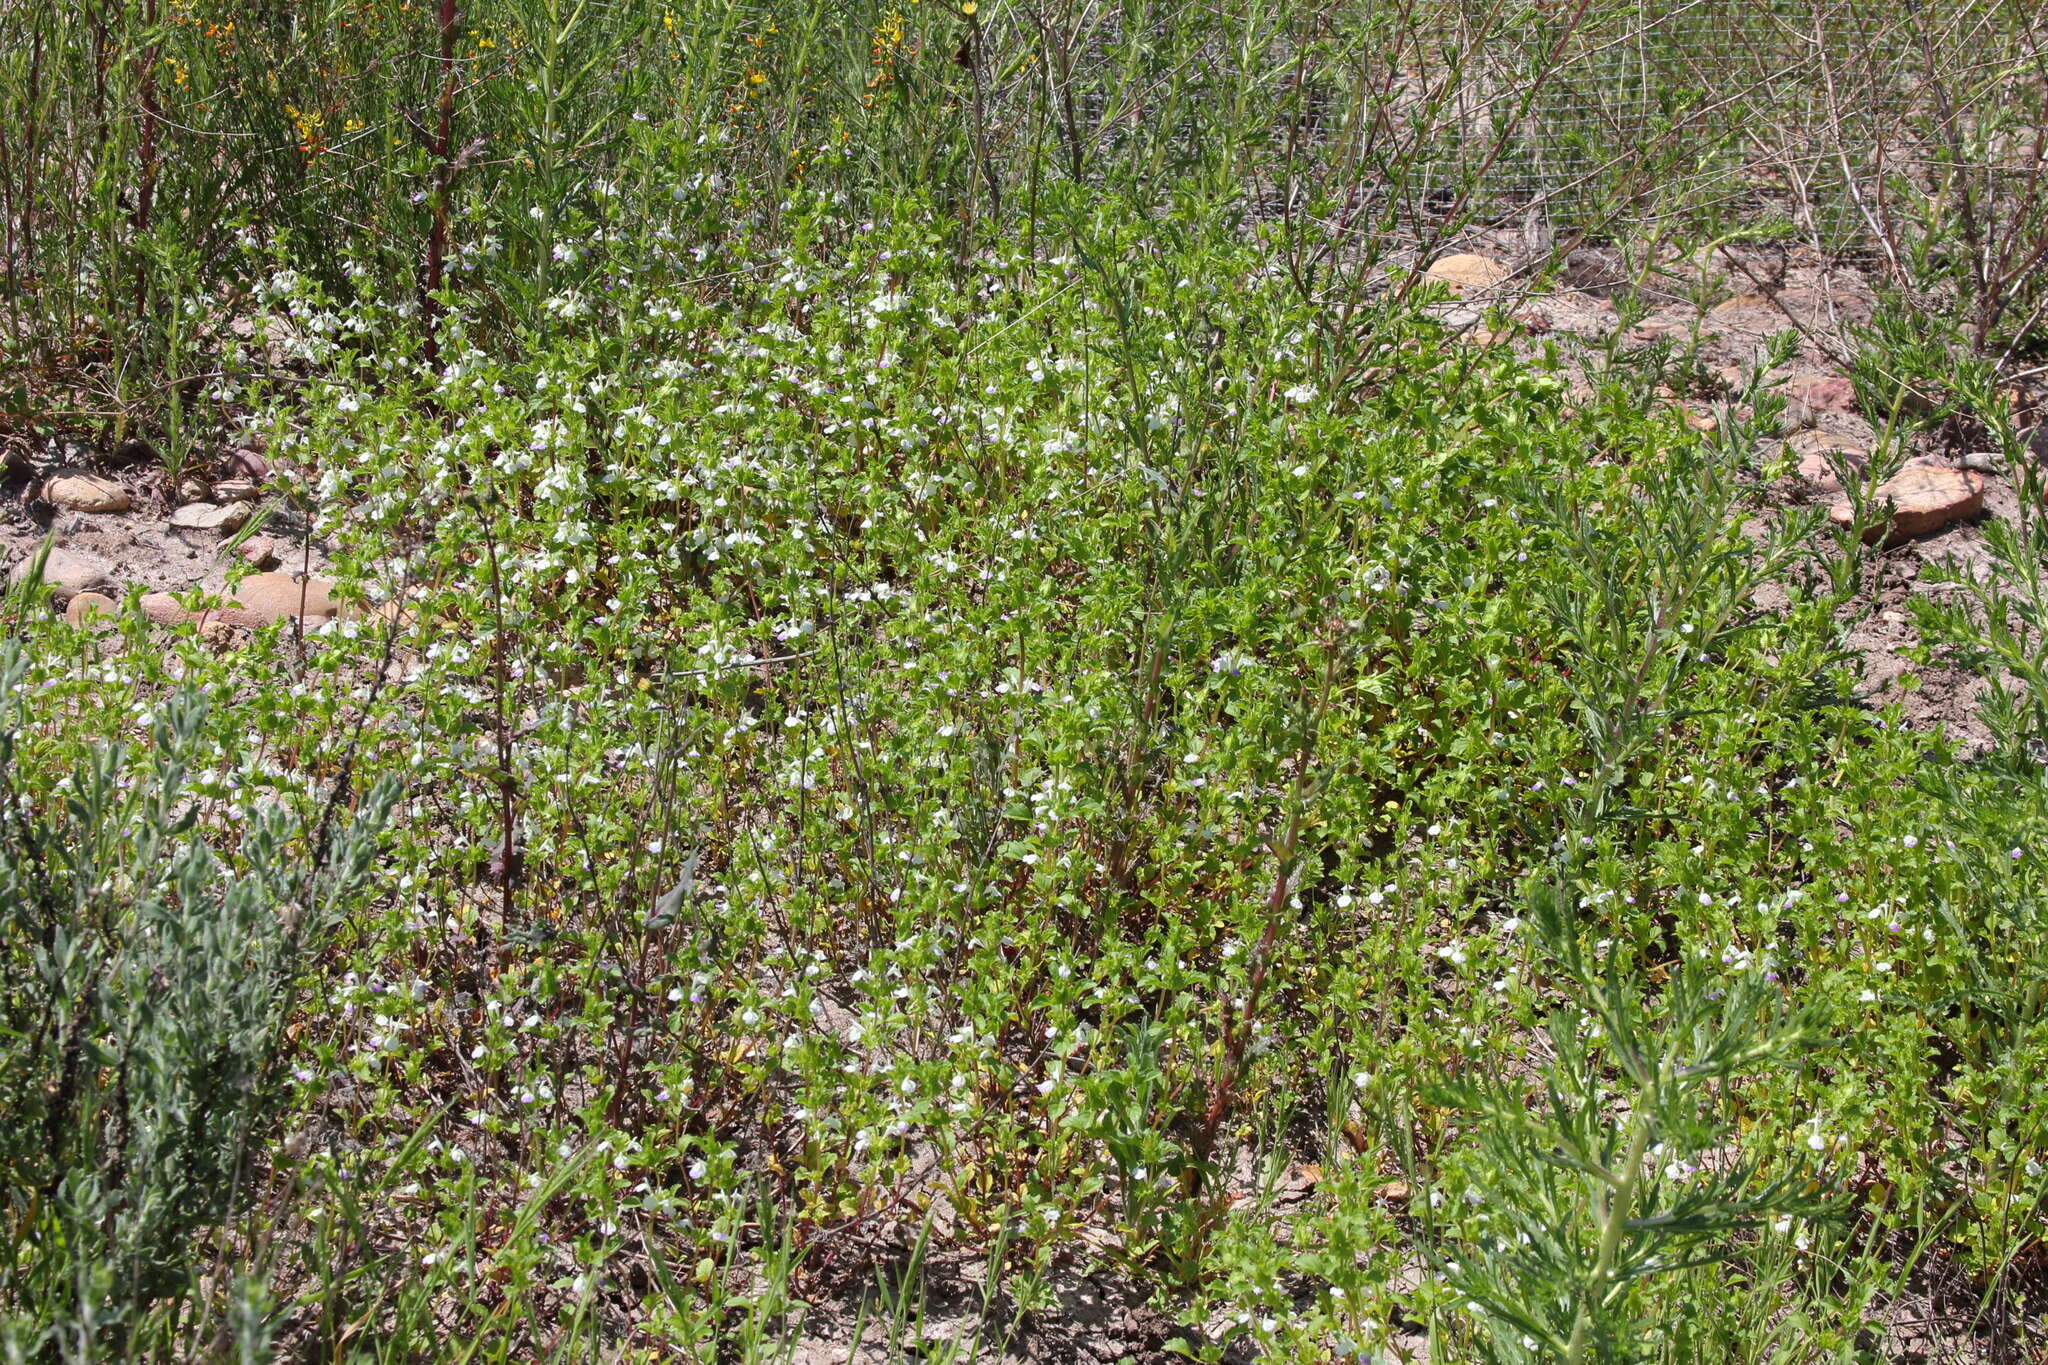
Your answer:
1422,1 -> 1952,238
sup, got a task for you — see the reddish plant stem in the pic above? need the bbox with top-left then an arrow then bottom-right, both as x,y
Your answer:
131,0 -> 161,327
1184,637 -> 1341,1197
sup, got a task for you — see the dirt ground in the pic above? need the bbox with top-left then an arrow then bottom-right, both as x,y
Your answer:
1,436 -> 331,617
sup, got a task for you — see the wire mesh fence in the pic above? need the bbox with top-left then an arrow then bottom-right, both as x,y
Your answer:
1417,1 -> 2039,248
1,0 -> 2042,388
1420,0 -> 1929,237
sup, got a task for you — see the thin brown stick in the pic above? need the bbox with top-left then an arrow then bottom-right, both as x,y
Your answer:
421,0 -> 460,371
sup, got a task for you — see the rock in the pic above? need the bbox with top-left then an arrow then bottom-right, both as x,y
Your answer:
64,592 -> 119,626
137,593 -> 187,626
109,437 -> 157,465
139,573 -> 338,631
9,546 -> 114,603
237,535 -> 281,569
1710,293 -> 1773,315
1425,253 -> 1511,295
177,476 -> 212,504
1829,465 -> 1985,544
1787,376 -> 1857,413
212,478 -> 260,503
225,447 -> 270,480
168,501 -> 252,534
1791,432 -> 1870,493
226,573 -> 338,622
42,470 -> 129,513
1961,450 -> 2004,474
1781,375 -> 1857,429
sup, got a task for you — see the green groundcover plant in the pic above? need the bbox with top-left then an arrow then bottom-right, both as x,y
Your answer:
4,2 -> 2048,1355
0,168 -> 2042,1360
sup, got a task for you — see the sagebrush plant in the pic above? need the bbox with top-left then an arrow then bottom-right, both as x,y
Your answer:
0,622 -> 397,1359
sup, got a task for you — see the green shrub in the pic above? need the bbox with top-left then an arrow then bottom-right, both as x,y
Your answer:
0,636 -> 395,1360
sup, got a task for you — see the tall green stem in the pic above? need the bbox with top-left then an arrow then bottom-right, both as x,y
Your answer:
1564,1104 -> 1652,1365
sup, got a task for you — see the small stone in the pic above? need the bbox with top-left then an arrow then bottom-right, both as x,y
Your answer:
225,573 -> 338,623
1792,434 -> 1870,493
1961,450 -> 2004,474
110,437 -> 157,465
238,535 -> 281,569
1829,465 -> 1985,544
1780,375 -> 1857,429
1786,376 -> 1856,413
139,573 -> 339,631
225,447 -> 270,480
168,501 -> 252,534
64,592 -> 119,626
1425,253 -> 1512,295
1711,293 -> 1773,315
138,593 -> 190,626
177,476 -> 212,504
212,478 -> 260,503
9,546 -> 115,604
42,471 -> 130,513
